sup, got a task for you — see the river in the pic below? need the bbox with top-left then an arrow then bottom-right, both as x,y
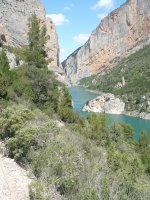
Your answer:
69,86 -> 150,140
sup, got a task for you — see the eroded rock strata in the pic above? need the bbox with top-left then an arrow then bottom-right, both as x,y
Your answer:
62,0 -> 150,83
0,0 -> 59,68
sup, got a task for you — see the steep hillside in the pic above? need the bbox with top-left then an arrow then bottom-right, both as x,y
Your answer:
0,0 -> 59,68
80,44 -> 150,118
62,0 -> 150,83
0,1 -> 150,200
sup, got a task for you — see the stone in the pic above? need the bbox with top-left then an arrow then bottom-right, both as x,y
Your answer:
6,51 -> 20,69
50,65 -> 71,86
139,112 -> 150,120
62,0 -> 150,83
114,76 -> 126,89
82,93 -> 125,114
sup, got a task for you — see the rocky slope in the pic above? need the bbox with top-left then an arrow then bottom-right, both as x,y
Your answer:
0,0 -> 59,68
62,0 -> 150,83
0,142 -> 31,200
82,93 -> 125,114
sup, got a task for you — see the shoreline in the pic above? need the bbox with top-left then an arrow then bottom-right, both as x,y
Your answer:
70,85 -> 150,121
70,84 -> 103,95
123,111 -> 150,121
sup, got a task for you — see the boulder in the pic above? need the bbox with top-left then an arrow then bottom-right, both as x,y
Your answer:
82,93 -> 125,114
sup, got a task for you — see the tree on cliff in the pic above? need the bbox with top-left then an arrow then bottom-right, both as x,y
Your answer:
14,14 -> 50,69
0,51 -> 10,98
25,14 -> 49,69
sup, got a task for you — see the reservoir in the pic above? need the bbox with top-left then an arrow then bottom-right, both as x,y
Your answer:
69,86 -> 150,140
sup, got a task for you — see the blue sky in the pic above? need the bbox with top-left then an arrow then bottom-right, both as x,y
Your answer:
41,0 -> 126,61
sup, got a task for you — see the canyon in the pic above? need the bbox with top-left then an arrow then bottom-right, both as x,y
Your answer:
62,0 -> 150,83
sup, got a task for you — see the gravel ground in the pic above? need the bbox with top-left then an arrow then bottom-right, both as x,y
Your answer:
0,152 -> 31,200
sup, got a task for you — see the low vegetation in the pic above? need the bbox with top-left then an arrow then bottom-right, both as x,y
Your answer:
0,15 -> 150,199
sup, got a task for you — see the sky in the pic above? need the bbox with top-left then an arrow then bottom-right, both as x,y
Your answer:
41,0 -> 126,61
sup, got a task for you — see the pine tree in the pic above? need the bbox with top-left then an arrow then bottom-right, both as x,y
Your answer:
0,50 -> 9,72
139,131 -> 149,150
25,14 -> 48,69
0,50 -> 10,98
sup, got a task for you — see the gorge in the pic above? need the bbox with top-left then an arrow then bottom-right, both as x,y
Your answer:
62,0 -> 150,83
0,0 -> 150,200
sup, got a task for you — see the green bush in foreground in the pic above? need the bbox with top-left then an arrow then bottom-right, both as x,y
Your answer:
0,101 -> 149,199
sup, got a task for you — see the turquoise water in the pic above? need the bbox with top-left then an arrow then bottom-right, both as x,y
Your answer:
69,86 -> 150,140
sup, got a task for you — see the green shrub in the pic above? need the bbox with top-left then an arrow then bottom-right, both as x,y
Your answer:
85,113 -> 108,140
0,104 -> 58,161
29,181 -> 47,200
58,106 -> 80,123
0,104 -> 33,139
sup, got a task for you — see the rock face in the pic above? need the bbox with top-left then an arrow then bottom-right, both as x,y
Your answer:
50,65 -> 71,86
82,94 -> 125,114
0,0 -> 59,68
62,0 -> 150,83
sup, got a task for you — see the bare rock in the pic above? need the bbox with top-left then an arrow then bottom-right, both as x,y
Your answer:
62,0 -> 150,83
0,153 -> 31,200
0,0 -> 59,68
82,93 -> 125,114
139,112 -> 150,120
115,76 -> 126,89
50,65 -> 71,86
5,51 -> 21,69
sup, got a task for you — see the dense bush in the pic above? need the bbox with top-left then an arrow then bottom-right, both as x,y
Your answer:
0,103 -> 150,199
0,50 -> 11,99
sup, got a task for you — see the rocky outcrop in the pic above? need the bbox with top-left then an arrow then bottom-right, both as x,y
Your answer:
0,0 -> 59,68
82,93 -> 125,114
50,65 -> 71,86
114,76 -> 126,89
62,0 -> 150,83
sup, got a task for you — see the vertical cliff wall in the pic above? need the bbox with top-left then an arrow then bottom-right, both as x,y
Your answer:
62,0 -> 150,83
0,0 -> 59,68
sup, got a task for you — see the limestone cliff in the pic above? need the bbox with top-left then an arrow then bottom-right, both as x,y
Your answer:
0,0 -> 59,68
62,0 -> 150,83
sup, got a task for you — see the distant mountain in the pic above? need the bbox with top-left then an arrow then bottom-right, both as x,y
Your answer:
62,0 -> 150,83
80,44 -> 150,119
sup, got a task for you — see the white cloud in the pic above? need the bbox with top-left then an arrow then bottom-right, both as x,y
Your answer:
63,3 -> 74,11
63,6 -> 71,11
60,48 -> 66,53
46,14 -> 69,26
92,0 -> 114,10
60,48 -> 66,61
98,13 -> 107,20
73,34 -> 90,43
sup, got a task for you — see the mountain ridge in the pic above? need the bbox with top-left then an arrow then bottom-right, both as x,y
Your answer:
62,0 -> 150,83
